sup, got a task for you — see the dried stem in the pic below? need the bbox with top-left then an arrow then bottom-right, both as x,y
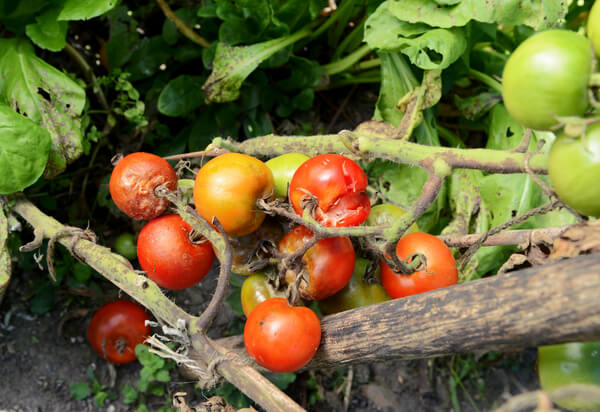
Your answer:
156,0 -> 211,48
493,384 -> 600,412
438,225 -> 572,248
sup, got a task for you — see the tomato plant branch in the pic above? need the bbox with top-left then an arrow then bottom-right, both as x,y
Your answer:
156,0 -> 211,48
438,225 -> 572,248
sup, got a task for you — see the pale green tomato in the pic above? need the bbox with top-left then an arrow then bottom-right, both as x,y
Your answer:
589,0 -> 600,56
265,153 -> 310,198
365,204 -> 419,233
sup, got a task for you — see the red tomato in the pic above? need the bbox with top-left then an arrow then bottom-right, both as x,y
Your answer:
289,154 -> 370,227
137,214 -> 215,290
278,225 -> 355,300
244,297 -> 321,372
381,232 -> 458,298
87,300 -> 151,364
109,152 -> 177,220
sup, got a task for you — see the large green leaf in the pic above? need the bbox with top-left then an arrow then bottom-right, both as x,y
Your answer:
158,75 -> 205,117
0,102 -> 51,194
58,0 -> 118,20
0,38 -> 86,177
25,6 -> 68,51
387,0 -> 567,30
373,52 -> 417,126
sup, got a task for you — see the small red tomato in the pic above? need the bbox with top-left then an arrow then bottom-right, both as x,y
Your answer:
137,214 -> 215,290
87,300 -> 151,364
381,232 -> 458,298
278,225 -> 355,300
244,297 -> 321,372
289,154 -> 370,227
109,152 -> 177,220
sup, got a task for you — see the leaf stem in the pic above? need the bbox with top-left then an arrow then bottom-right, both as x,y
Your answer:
468,68 -> 503,94
156,0 -> 211,48
322,44 -> 372,75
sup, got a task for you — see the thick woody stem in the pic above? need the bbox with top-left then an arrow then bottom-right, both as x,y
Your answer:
438,225 -> 572,248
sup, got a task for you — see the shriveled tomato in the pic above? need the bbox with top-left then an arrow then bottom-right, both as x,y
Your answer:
289,154 -> 370,227
365,204 -> 419,233
241,273 -> 286,317
193,153 -> 274,237
502,30 -> 592,130
109,152 -> 177,220
381,232 -> 458,298
244,297 -> 321,372
137,214 -> 214,290
87,300 -> 151,364
549,123 -> 600,217
265,153 -> 310,199
318,257 -> 389,315
278,225 -> 355,301
589,0 -> 600,56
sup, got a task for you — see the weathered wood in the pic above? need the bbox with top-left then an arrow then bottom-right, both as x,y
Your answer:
207,253 -> 600,370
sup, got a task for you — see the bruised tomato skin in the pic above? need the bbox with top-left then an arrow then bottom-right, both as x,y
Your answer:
289,154 -> 370,227
137,214 -> 215,290
381,232 -> 458,299
279,225 -> 355,301
244,297 -> 321,373
109,152 -> 177,220
88,300 -> 151,364
193,153 -> 274,237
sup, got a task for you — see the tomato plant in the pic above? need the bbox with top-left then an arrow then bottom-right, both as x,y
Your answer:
137,214 -> 215,290
114,233 -> 137,260
538,342 -> 600,411
318,257 -> 389,315
265,153 -> 310,199
244,297 -> 321,373
589,0 -> 600,56
231,218 -> 283,275
240,273 -> 287,317
289,154 -> 371,227
365,203 -> 419,233
193,153 -> 274,237
278,225 -> 355,301
548,123 -> 600,217
87,300 -> 151,364
109,152 -> 178,220
381,232 -> 458,298
502,29 -> 592,130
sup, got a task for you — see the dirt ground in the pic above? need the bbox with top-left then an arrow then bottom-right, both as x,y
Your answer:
0,260 -> 541,412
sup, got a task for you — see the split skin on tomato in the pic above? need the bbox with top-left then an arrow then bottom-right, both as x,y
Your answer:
502,29 -> 592,130
538,342 -> 600,411
87,300 -> 151,364
265,153 -> 310,199
278,225 -> 355,301
137,214 -> 215,290
109,152 -> 177,220
381,232 -> 458,298
289,154 -> 371,227
244,297 -> 321,372
193,153 -> 274,237
241,273 -> 287,317
318,257 -> 390,315
549,123 -> 600,217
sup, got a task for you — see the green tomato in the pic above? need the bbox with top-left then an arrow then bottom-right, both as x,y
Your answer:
240,273 -> 286,317
538,342 -> 600,411
589,0 -> 600,56
365,203 -> 419,233
114,233 -> 137,260
502,30 -> 592,130
318,257 -> 390,315
265,153 -> 310,199
548,122 -> 600,217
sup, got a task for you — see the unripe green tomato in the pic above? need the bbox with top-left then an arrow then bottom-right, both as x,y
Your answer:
318,258 -> 390,315
589,0 -> 600,56
265,153 -> 310,198
114,233 -> 137,260
538,342 -> 600,411
548,123 -> 600,217
365,204 -> 419,233
240,273 -> 286,317
502,30 -> 592,130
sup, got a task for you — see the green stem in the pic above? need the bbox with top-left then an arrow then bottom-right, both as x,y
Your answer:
333,19 -> 366,60
468,68 -> 503,94
324,70 -> 381,89
322,44 -> 372,75
310,0 -> 358,40
354,58 -> 381,72
436,125 -> 466,148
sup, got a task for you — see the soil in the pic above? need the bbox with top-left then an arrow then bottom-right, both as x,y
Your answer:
0,259 -> 540,412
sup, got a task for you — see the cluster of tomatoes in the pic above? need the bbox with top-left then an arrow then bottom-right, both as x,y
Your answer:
91,150 -> 459,371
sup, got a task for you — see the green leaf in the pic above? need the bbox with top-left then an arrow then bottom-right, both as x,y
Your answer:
454,92 -> 501,121
0,38 -> 85,178
70,382 -> 92,400
58,0 -> 118,20
387,0 -> 567,30
158,75 -> 205,117
0,102 -> 51,194
148,382 -> 166,396
29,283 -> 55,314
136,404 -> 150,412
121,384 -> 138,404
203,26 -> 311,103
135,344 -> 164,370
225,288 -> 243,316
373,52 -> 417,127
264,372 -> 296,390
154,369 -> 171,383
125,36 -> 171,81
72,262 -> 92,283
25,6 -> 68,51
93,391 -> 109,407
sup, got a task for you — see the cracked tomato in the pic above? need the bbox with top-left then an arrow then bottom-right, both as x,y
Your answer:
289,154 -> 370,227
